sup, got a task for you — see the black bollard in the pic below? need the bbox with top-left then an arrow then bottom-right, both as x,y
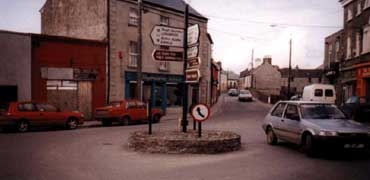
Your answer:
148,100 -> 152,135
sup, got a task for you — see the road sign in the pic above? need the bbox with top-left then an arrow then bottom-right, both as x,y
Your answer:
187,57 -> 201,69
187,46 -> 199,58
191,104 -> 210,122
152,50 -> 183,62
150,25 -> 184,47
188,24 -> 200,46
185,69 -> 201,83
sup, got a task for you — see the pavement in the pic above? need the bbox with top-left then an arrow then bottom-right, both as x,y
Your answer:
1,96 -> 370,180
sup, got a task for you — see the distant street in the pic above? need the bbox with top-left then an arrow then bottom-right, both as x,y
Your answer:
1,96 -> 370,180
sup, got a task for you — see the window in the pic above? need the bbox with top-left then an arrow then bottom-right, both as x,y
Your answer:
36,104 -> 58,112
271,103 -> 286,117
128,41 -> 138,68
160,16 -> 169,26
284,104 -> 299,120
363,25 -> 370,54
126,101 -> 137,109
158,62 -> 169,71
346,36 -> 352,59
47,80 -> 77,90
325,89 -> 334,97
347,8 -> 353,21
364,0 -> 370,10
136,101 -> 146,109
314,89 -> 323,97
357,2 -> 362,16
18,103 -> 36,112
129,8 -> 138,26
356,32 -> 361,57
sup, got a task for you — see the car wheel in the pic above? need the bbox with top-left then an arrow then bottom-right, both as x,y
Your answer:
17,120 -> 29,133
153,115 -> 161,123
66,118 -> 78,130
119,116 -> 130,126
303,134 -> 316,157
266,127 -> 278,145
102,120 -> 112,126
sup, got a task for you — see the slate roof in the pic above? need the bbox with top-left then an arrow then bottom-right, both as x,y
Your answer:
143,0 -> 207,20
279,68 -> 323,78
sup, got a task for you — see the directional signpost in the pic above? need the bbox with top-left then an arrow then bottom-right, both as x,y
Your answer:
187,57 -> 201,69
188,24 -> 200,46
150,25 -> 184,47
187,46 -> 199,59
152,50 -> 183,62
191,104 -> 211,137
185,69 -> 201,83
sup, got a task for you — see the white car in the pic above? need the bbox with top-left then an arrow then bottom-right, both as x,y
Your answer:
238,90 -> 253,102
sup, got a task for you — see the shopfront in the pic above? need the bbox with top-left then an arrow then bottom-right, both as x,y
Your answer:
125,72 -> 184,112
357,65 -> 370,103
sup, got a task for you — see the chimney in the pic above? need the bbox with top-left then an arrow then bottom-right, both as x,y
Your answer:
263,55 -> 272,65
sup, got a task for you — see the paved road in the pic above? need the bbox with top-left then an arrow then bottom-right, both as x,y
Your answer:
1,96 -> 370,180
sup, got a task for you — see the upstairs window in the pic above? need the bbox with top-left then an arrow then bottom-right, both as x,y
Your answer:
128,41 -> 138,68
160,16 -> 169,26
357,2 -> 362,16
363,25 -> 370,54
356,32 -> 361,57
365,0 -> 370,10
346,36 -> 352,59
129,8 -> 139,26
347,8 -> 353,21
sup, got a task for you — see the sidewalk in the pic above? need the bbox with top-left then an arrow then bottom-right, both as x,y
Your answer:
81,95 -> 226,128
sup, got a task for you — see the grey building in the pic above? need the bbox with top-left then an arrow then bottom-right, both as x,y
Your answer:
40,0 -> 212,111
0,30 -> 32,105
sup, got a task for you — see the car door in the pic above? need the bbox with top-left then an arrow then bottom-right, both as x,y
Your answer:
36,103 -> 64,126
281,104 -> 302,144
126,101 -> 139,121
17,103 -> 42,126
136,101 -> 147,120
268,102 -> 287,139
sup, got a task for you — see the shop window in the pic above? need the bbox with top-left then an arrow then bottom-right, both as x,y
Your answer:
167,84 -> 182,107
160,16 -> 169,26
128,8 -> 138,26
363,25 -> 370,54
129,41 -> 138,68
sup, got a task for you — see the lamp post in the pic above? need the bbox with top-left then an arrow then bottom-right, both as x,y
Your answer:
287,36 -> 292,100
137,0 -> 143,101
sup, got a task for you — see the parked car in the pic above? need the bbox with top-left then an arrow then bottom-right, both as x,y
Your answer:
228,89 -> 239,96
302,84 -> 336,104
262,101 -> 370,156
340,96 -> 370,122
94,99 -> 164,126
0,101 -> 84,132
238,90 -> 253,102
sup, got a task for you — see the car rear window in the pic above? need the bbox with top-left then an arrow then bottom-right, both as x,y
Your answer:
314,89 -> 323,97
325,89 -> 333,97
271,103 -> 286,117
18,103 -> 36,112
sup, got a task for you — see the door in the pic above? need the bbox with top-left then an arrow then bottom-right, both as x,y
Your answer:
78,81 -> 92,120
281,104 -> 302,144
268,102 -> 287,138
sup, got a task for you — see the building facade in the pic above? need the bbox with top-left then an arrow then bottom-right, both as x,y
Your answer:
220,70 -> 228,93
250,57 -> 281,96
40,0 -> 212,111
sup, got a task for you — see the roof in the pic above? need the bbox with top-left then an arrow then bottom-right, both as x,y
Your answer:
279,68 -> 323,78
239,69 -> 251,77
143,0 -> 207,20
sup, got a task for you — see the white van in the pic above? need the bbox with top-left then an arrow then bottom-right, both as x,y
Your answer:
302,84 -> 336,104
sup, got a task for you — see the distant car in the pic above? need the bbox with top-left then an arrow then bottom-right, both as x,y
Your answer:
228,89 -> 239,96
238,90 -> 253,102
94,100 -> 164,126
262,101 -> 370,156
340,96 -> 370,122
0,102 -> 84,132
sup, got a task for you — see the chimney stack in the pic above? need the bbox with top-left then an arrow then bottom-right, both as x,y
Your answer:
263,55 -> 272,65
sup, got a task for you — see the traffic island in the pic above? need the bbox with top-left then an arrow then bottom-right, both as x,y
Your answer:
128,130 -> 241,154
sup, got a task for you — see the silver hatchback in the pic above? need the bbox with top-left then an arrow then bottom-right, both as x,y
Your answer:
262,101 -> 370,156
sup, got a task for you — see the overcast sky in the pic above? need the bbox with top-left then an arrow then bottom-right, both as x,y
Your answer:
0,0 -> 343,73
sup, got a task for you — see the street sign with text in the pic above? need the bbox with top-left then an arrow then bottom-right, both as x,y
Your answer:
152,50 -> 183,62
150,25 -> 184,47
187,57 -> 201,69
187,46 -> 199,59
188,24 -> 200,46
185,69 -> 201,83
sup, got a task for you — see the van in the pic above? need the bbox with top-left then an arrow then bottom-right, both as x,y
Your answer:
302,84 -> 336,104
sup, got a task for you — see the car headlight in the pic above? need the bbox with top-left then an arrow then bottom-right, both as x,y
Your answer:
319,131 -> 338,136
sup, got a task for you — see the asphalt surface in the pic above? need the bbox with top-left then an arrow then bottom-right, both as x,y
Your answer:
1,96 -> 370,180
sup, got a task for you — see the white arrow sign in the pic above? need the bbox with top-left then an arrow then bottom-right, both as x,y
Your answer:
188,24 -> 200,46
150,26 -> 184,47
187,46 -> 199,59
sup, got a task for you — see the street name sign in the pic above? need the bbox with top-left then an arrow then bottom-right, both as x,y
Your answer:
185,69 -> 201,83
187,46 -> 199,59
191,104 -> 210,122
150,25 -> 184,47
187,57 -> 201,69
152,50 -> 183,62
188,24 -> 200,46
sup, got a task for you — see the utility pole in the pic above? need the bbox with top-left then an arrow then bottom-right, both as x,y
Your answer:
181,4 -> 189,133
137,0 -> 143,101
287,37 -> 292,100
251,48 -> 254,70
250,48 -> 254,89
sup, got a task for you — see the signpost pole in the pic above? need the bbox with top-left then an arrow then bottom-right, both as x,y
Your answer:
137,0 -> 143,101
181,4 -> 189,133
148,99 -> 152,135
198,122 -> 202,138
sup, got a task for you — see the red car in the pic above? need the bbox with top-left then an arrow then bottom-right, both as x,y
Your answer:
94,100 -> 164,126
0,102 -> 84,132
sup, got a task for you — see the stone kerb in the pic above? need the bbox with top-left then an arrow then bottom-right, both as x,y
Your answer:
128,130 -> 241,154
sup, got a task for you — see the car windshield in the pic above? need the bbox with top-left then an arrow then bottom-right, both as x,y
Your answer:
300,104 -> 347,119
240,90 -> 250,94
109,102 -> 121,107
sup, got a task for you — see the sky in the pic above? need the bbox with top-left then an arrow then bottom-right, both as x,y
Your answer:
0,0 -> 343,74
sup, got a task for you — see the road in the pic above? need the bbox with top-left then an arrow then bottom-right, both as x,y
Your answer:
1,96 -> 370,180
